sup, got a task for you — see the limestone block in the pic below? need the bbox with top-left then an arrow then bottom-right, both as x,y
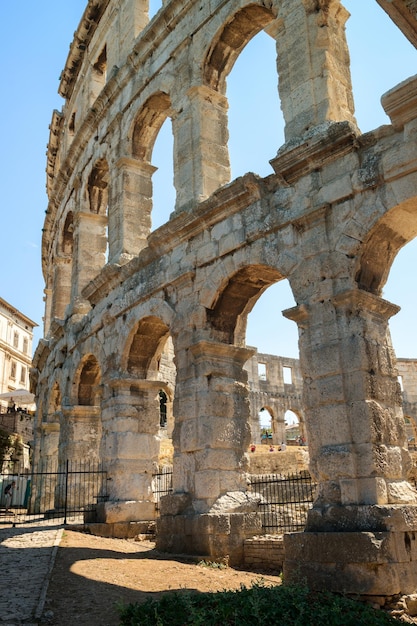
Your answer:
316,445 -> 356,480
284,530 -> 417,595
106,432 -> 159,459
97,500 -> 156,523
218,229 -> 245,257
309,405 -> 352,447
387,480 -> 417,505
108,471 -> 153,501
404,595 -> 417,616
209,491 -> 261,514
194,470 -> 220,500
159,492 -> 192,516
178,418 -> 198,451
307,504 -> 417,533
198,416 -> 248,448
219,471 -> 248,495
194,448 -> 246,472
339,477 -> 388,506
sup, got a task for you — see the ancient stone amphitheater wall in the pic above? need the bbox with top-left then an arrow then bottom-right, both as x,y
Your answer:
32,0 -> 417,598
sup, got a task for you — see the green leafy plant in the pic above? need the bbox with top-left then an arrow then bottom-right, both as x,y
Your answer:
119,582 -> 398,626
197,560 -> 228,570
0,427 -> 13,469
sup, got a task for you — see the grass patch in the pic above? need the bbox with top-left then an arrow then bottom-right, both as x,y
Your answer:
119,581 -> 398,625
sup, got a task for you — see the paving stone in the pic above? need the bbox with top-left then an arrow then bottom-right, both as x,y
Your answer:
0,522 -> 62,625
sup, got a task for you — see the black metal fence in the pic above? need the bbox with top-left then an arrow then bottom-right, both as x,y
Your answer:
150,468 -> 317,534
248,471 -> 317,533
152,465 -> 173,511
1,462 -> 316,533
0,459 -> 108,525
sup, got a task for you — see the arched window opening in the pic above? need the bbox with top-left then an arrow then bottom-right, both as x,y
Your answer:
126,320 -> 176,449
343,1 -> 417,133
285,410 -> 300,444
208,265 -> 284,345
131,92 -> 173,234
159,390 -> 167,428
404,416 -> 417,450
246,280 -> 298,359
127,316 -> 170,378
68,111 -> 76,135
382,238 -> 417,360
77,356 -> 101,406
259,407 -> 273,444
88,159 -> 109,215
62,212 -> 74,255
91,45 -> 107,104
227,30 -> 283,180
151,118 -> 175,231
87,159 -> 109,263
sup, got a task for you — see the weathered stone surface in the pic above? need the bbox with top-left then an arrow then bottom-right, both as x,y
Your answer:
208,491 -> 262,514
33,0 -> 417,602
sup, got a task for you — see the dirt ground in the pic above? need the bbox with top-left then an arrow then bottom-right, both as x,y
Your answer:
41,530 -> 282,626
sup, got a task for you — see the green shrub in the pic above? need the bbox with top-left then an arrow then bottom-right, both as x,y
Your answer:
119,581 -> 398,625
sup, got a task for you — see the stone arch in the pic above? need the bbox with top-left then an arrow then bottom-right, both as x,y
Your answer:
207,264 -> 284,344
261,404 -> 275,419
74,354 -> 102,406
203,4 -> 277,93
131,92 -> 172,162
125,316 -> 171,378
61,211 -> 74,255
355,198 -> 417,295
284,407 -> 307,443
87,158 -> 109,215
48,211 -> 74,321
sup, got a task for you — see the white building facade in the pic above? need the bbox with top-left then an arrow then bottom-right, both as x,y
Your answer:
0,297 -> 37,409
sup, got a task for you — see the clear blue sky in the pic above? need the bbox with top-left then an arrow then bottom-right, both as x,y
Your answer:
0,2 -> 416,360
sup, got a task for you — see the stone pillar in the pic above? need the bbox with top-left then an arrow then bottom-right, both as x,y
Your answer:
53,406 -> 101,510
276,0 -> 357,140
157,341 -> 262,564
58,406 -> 101,463
43,287 -> 53,337
50,256 -> 72,320
97,378 -> 161,523
30,421 -> 60,514
70,212 -> 107,311
172,86 -> 230,211
283,289 -> 417,600
107,0 -> 149,70
107,158 -> 156,264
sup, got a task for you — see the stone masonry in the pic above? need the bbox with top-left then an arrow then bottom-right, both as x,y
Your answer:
32,0 -> 417,602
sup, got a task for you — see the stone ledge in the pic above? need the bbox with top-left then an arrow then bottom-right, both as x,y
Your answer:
284,530 -> 417,597
71,520 -> 156,539
244,534 -> 284,570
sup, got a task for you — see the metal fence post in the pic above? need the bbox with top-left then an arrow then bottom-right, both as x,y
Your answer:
64,459 -> 69,524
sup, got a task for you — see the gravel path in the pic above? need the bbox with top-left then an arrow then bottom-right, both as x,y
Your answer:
0,522 -> 62,625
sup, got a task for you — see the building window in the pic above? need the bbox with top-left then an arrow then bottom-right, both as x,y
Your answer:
258,363 -> 267,381
20,366 -> 26,385
10,361 -> 17,380
69,111 -> 76,134
283,366 -> 293,385
23,337 -> 29,354
91,45 -> 107,104
13,331 -> 19,349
